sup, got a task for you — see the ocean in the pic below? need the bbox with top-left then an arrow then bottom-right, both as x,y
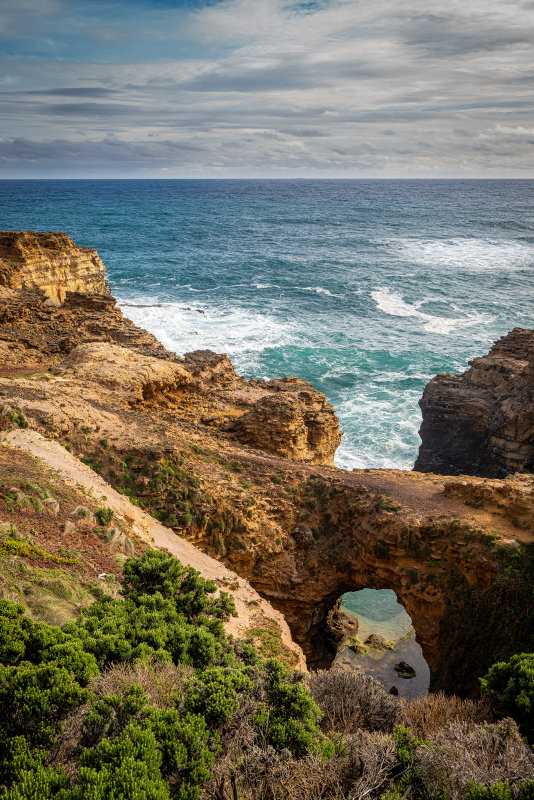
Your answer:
2,178 -> 532,692
2,178 -> 533,471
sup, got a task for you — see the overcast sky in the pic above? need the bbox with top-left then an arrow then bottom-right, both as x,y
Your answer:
1,0 -> 533,177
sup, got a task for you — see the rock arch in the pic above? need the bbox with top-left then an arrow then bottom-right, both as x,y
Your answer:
223,468 -> 510,694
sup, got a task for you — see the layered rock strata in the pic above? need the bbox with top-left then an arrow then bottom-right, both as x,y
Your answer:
232,378 -> 342,465
415,328 -> 534,477
0,230 -> 110,303
1,230 -> 533,696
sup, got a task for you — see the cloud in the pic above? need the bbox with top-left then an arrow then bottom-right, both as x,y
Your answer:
0,0 -> 533,175
19,87 -> 118,98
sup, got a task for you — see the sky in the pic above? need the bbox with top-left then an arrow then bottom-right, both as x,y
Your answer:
1,0 -> 533,178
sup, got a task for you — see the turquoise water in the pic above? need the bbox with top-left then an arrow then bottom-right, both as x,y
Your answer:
1,179 -> 533,469
339,589 -> 430,698
341,589 -> 413,641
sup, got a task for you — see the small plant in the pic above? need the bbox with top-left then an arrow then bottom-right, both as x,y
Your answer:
6,407 -> 28,428
95,507 -> 114,526
374,494 -> 402,513
465,496 -> 484,508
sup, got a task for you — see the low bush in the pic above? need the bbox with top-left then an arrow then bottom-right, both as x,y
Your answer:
308,668 -> 401,734
0,552 -> 335,800
401,691 -> 492,739
481,653 -> 534,743
2,551 -> 534,800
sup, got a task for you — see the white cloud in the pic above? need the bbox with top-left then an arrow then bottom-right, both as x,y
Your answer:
0,0 -> 533,175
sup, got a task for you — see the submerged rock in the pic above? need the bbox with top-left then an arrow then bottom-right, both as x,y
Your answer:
364,633 -> 394,650
394,661 -> 417,679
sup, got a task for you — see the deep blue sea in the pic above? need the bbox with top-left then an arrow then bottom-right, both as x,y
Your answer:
1,179 -> 533,470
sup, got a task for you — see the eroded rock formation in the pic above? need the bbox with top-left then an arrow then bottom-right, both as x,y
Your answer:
1,230 -> 533,696
232,378 -> 342,465
415,328 -> 534,477
0,230 -> 111,303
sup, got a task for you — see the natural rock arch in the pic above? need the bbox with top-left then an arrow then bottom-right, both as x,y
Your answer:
220,467 -> 517,694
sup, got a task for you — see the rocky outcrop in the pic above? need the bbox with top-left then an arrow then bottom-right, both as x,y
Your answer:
54,342 -> 192,399
415,328 -> 534,477
0,231 -> 341,467
0,231 -> 111,303
232,377 -> 342,465
2,230 -> 534,696
0,288 -> 170,369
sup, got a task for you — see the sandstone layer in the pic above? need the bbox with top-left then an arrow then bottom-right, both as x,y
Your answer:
1,230 -> 533,696
0,230 -> 111,304
415,328 -> 534,477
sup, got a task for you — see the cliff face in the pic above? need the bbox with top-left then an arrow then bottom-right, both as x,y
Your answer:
0,230 -> 111,304
1,230 -> 533,696
415,328 -> 534,477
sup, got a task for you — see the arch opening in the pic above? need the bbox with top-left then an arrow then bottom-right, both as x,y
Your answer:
333,589 -> 430,699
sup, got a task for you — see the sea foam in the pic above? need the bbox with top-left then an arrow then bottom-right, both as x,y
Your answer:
117,298 -> 296,369
385,237 -> 534,272
371,288 -> 490,335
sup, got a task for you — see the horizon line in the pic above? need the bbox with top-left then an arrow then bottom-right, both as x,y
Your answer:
2,176 -> 534,181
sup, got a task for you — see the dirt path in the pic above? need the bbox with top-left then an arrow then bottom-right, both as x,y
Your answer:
229,448 -> 532,543
0,428 -> 306,668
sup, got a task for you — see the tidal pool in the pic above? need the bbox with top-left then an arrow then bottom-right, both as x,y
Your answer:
337,588 -> 430,699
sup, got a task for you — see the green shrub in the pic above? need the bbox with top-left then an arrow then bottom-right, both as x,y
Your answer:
148,709 -> 213,799
72,723 -> 171,800
0,663 -> 88,749
481,653 -> 534,742
185,666 -> 252,725
465,781 -> 513,800
256,659 -> 327,757
1,738 -> 69,799
95,507 -> 114,526
82,686 -> 151,747
0,551 -> 334,800
64,555 -> 234,670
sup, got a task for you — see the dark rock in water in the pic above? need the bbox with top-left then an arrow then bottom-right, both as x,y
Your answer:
394,661 -> 416,679
389,686 -> 399,695
415,328 -> 534,478
364,633 -> 394,650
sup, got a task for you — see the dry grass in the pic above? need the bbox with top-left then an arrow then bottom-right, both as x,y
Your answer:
207,721 -> 396,800
401,690 -> 493,739
89,658 -> 193,709
417,718 -> 534,798
308,667 -> 402,735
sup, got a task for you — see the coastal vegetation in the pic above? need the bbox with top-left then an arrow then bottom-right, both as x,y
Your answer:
1,230 -> 534,795
0,551 -> 534,800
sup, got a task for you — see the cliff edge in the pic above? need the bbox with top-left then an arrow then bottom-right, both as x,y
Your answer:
0,230 -> 111,304
1,230 -> 533,695
415,328 -> 534,477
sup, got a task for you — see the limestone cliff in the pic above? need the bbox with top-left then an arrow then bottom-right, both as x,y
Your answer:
415,328 -> 534,477
0,230 -> 111,304
232,377 -> 342,465
0,231 -> 341,467
1,230 -> 533,696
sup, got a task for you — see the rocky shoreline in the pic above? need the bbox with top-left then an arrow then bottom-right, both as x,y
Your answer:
1,230 -> 533,695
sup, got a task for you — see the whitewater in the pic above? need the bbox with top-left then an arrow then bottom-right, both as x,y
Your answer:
1,179 -> 533,470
